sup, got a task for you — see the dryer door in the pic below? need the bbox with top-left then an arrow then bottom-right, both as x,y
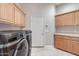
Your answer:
14,39 -> 29,56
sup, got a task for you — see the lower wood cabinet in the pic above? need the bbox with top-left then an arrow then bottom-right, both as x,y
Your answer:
71,40 -> 79,55
54,35 -> 64,49
63,39 -> 72,52
54,35 -> 79,55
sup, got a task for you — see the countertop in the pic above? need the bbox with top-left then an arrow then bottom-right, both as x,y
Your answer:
55,33 -> 79,37
0,30 -> 32,34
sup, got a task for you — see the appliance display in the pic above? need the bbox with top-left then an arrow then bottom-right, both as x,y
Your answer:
0,30 -> 32,56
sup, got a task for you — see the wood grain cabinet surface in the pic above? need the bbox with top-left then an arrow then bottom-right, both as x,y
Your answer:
75,11 -> 79,25
62,13 -> 75,26
54,35 -> 79,55
62,37 -> 72,52
71,40 -> 79,55
55,12 -> 75,27
0,3 -> 15,24
55,15 -> 63,26
54,35 -> 64,49
0,3 -> 26,27
15,5 -> 25,27
20,11 -> 26,27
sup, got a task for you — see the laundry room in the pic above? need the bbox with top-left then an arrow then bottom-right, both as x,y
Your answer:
0,3 -> 79,56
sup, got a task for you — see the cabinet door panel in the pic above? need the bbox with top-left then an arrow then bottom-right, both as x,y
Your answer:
72,40 -> 79,55
0,3 -> 15,23
20,12 -> 25,27
54,35 -> 64,49
15,6 -> 22,26
55,16 -> 63,26
75,11 -> 79,25
15,5 -> 25,27
55,12 -> 75,26
63,39 -> 72,52
62,13 -> 74,26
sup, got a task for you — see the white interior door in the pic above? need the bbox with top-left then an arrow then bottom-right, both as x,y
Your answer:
31,16 -> 44,47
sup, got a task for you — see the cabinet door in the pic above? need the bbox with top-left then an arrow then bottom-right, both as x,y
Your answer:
55,16 -> 63,27
62,13 -> 75,26
75,11 -> 79,25
15,5 -> 25,27
20,12 -> 26,27
56,12 -> 75,26
63,38 -> 72,52
72,40 -> 79,55
15,6 -> 21,26
54,35 -> 64,49
0,3 -> 15,23
54,35 -> 73,52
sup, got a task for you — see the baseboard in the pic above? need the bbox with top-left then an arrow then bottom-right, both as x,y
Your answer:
32,46 -> 44,48
55,47 -> 78,56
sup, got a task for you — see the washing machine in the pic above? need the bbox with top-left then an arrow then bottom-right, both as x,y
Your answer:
0,30 -> 32,56
25,30 -> 32,56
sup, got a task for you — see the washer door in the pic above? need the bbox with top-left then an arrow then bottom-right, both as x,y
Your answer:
14,39 -> 29,56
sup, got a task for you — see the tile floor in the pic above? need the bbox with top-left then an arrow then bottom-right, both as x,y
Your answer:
31,45 -> 75,56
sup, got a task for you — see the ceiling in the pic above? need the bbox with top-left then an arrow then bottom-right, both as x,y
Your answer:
19,3 -> 62,16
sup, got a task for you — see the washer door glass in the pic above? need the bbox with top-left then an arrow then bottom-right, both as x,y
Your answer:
16,39 -> 29,56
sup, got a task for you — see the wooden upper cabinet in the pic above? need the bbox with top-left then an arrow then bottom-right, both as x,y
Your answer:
0,3 -> 26,27
62,12 -> 75,26
15,5 -> 25,27
0,3 -> 15,23
15,6 -> 22,26
55,15 -> 63,26
20,11 -> 26,27
55,12 -> 75,26
75,11 -> 79,25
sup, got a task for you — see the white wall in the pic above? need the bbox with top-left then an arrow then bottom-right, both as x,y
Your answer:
43,5 -> 55,45
20,3 -> 55,45
56,3 -> 79,15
